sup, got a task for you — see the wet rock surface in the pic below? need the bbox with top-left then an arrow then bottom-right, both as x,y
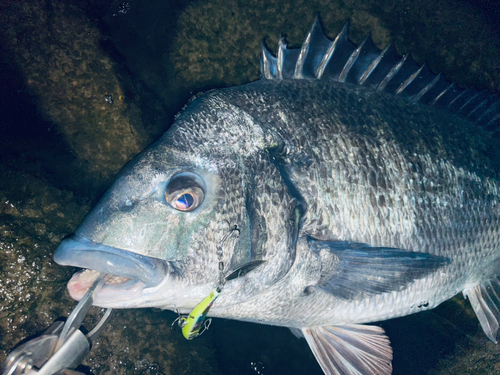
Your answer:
0,0 -> 499,373
0,165 -> 87,363
0,0 -> 163,195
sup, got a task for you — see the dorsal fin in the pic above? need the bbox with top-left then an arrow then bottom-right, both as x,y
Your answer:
260,15 -> 500,133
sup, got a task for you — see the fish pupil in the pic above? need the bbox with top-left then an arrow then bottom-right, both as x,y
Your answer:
176,193 -> 194,210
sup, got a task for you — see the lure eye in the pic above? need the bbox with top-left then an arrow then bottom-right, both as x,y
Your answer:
165,173 -> 205,212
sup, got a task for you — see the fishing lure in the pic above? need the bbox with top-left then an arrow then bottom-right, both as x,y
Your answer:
179,287 -> 222,340
175,259 -> 265,340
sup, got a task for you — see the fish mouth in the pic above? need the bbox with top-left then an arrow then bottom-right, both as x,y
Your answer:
54,234 -> 170,303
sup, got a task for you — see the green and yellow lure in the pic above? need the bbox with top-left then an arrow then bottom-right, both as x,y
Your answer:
176,260 -> 265,340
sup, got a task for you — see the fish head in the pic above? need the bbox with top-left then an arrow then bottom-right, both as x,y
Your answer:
55,90 -> 299,311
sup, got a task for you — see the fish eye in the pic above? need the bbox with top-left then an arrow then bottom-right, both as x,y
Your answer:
165,173 -> 205,212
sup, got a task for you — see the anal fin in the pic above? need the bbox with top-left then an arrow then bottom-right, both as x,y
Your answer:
463,276 -> 500,343
302,324 -> 392,375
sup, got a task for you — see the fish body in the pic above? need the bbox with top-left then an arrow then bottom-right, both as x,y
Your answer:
55,17 -> 500,374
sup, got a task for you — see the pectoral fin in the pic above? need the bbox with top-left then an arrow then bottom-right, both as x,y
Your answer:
463,276 -> 500,343
311,240 -> 449,299
302,324 -> 392,375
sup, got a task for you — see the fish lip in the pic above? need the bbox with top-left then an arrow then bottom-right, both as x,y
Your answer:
54,234 -> 170,288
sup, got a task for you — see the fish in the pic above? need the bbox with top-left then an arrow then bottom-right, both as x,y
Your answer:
54,16 -> 500,375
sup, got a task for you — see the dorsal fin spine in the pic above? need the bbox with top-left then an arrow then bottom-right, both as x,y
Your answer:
260,41 -> 276,80
277,38 -> 286,80
377,54 -> 408,91
459,91 -> 481,113
411,72 -> 442,103
259,16 -> 500,133
430,82 -> 455,106
447,87 -> 469,109
294,18 -> 318,79
358,43 -> 391,85
396,63 -> 425,95
475,100 -> 500,126
315,23 -> 348,79
338,34 -> 368,83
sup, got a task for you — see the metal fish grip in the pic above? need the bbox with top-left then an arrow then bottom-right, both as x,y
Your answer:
2,273 -> 113,375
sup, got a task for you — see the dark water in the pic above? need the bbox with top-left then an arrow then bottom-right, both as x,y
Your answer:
1,0 -> 499,374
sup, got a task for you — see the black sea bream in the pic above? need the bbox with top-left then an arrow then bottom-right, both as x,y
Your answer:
54,17 -> 500,374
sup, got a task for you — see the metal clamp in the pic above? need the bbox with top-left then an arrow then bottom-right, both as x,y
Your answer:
2,274 -> 113,375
